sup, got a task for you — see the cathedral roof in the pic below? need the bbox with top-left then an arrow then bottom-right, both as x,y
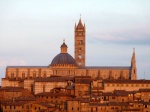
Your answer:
51,53 -> 76,66
35,76 -> 74,82
51,41 -> 76,66
79,66 -> 131,70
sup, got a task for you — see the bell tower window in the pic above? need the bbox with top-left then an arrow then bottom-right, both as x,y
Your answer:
78,62 -> 82,66
79,48 -> 81,52
78,55 -> 82,59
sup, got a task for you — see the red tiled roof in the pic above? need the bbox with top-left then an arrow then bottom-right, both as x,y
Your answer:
75,76 -> 92,84
35,76 -> 74,82
89,103 -> 107,106
7,66 -> 49,68
66,85 -> 74,90
1,101 -> 27,106
74,76 -> 91,78
102,92 -> 114,96
104,79 -> 150,84
80,66 -> 131,70
36,102 -> 55,108
122,109 -> 141,111
108,102 -> 128,106
15,96 -> 37,101
0,87 -> 24,92
139,89 -> 150,92
114,90 -> 128,96
35,92 -> 75,97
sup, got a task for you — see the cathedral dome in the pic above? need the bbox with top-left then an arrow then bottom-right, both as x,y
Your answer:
50,41 -> 76,67
51,53 -> 76,66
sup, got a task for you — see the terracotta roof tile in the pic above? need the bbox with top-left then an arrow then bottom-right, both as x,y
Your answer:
15,96 -> 37,101
7,66 -> 49,68
89,103 -> 107,106
104,79 -> 150,84
2,101 -> 27,106
139,89 -> 150,92
35,76 -> 74,82
80,66 -> 131,70
114,90 -> 128,96
108,102 -> 128,106
66,85 -> 74,90
102,92 -> 114,96
36,102 -> 55,108
35,92 -> 75,97
0,87 -> 24,92
75,76 -> 92,84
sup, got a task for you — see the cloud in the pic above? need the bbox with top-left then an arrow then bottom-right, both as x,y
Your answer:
0,58 -> 27,67
91,28 -> 150,45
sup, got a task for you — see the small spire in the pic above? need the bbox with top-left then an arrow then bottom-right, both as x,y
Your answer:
133,48 -> 135,53
76,15 -> 84,28
63,38 -> 65,43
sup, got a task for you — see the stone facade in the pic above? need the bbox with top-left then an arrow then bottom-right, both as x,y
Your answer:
0,18 -> 144,112
1,18 -> 137,93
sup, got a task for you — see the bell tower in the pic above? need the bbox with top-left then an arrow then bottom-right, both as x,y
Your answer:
74,18 -> 86,66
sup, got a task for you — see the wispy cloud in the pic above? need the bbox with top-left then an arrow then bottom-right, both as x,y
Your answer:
91,28 -> 150,45
0,58 -> 27,67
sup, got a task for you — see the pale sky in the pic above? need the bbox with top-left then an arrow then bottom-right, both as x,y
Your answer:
0,0 -> 150,83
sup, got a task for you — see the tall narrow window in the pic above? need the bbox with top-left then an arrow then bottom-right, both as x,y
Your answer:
78,55 -> 82,59
11,73 -> 14,79
79,48 -> 81,52
33,71 -> 36,78
22,72 -> 25,79
44,72 -> 46,78
43,85 -> 45,92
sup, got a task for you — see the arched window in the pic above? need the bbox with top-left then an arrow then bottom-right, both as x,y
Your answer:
79,48 -> 82,52
78,55 -> 82,59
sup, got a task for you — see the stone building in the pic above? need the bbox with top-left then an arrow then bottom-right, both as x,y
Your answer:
2,18 -> 149,112
1,18 -> 137,94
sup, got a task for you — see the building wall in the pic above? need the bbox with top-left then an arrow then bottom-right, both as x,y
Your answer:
52,68 -> 131,80
34,82 -> 67,94
23,79 -> 34,92
103,83 -> 150,92
6,67 -> 53,79
67,100 -> 81,112
75,83 -> 90,97
2,105 -> 23,112
1,79 -> 20,87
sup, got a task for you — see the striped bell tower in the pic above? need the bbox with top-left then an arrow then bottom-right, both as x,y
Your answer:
74,18 -> 86,66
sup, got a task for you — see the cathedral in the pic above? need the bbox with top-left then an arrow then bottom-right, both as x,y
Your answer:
1,18 -> 137,94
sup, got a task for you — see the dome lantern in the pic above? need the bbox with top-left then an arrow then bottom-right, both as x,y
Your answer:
61,40 -> 67,53
50,40 -> 76,67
